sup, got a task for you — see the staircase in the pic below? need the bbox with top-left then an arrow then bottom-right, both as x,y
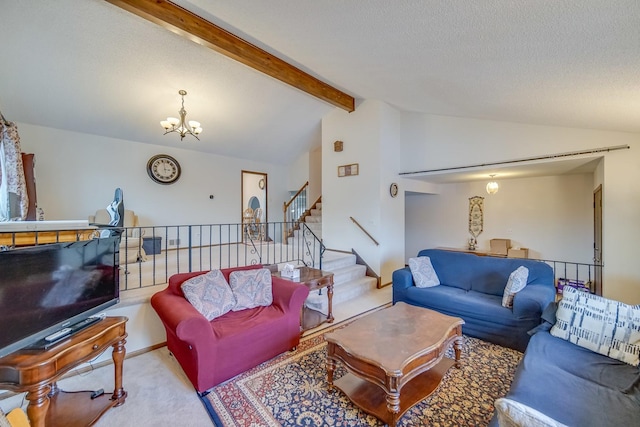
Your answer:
304,249 -> 379,315
287,201 -> 378,314
302,201 -> 322,239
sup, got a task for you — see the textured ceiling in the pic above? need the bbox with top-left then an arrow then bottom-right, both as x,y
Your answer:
1,0 -> 638,168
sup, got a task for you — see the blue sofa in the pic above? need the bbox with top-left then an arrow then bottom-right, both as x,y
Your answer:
392,249 -> 556,351
488,306 -> 640,426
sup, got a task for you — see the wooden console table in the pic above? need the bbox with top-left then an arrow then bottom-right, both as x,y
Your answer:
0,220 -> 97,247
0,230 -> 97,246
273,266 -> 334,331
0,317 -> 128,427
435,247 -> 507,257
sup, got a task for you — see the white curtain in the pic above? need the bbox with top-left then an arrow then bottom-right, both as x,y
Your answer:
0,112 -> 28,221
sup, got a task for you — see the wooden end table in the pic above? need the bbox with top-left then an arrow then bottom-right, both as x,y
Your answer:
0,316 -> 128,427
325,303 -> 464,427
273,266 -> 334,331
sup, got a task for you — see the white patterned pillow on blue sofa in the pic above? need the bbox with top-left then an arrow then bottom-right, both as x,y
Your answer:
502,266 -> 529,308
181,270 -> 237,321
409,256 -> 440,288
550,287 -> 640,366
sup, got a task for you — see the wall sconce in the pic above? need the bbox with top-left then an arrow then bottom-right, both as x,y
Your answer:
486,174 -> 499,195
334,140 -> 343,152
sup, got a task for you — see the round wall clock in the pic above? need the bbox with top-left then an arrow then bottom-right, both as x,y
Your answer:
147,154 -> 181,185
390,183 -> 399,198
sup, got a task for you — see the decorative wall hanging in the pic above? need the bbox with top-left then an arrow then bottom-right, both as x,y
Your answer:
468,196 -> 484,248
334,140 -> 343,152
338,163 -> 358,177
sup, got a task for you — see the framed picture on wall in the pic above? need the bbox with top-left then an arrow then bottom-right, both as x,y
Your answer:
338,163 -> 359,177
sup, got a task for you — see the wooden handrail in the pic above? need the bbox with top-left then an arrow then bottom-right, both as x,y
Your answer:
349,217 -> 379,246
283,181 -> 309,218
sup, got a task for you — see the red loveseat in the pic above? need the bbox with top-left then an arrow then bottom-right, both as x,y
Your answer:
150,265 -> 309,394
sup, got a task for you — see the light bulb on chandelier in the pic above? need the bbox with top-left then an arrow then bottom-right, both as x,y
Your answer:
160,90 -> 202,141
486,175 -> 499,195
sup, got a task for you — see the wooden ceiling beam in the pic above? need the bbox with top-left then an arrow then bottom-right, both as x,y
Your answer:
105,0 -> 355,112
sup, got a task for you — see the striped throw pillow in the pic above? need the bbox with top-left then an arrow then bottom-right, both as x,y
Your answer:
550,287 -> 640,366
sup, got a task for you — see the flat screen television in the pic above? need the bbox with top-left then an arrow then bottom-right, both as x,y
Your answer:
0,236 -> 120,359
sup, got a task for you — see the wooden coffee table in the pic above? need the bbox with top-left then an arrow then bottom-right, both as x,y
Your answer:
325,302 -> 464,427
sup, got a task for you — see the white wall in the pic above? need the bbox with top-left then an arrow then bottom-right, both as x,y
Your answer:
288,151 -> 309,192
601,148 -> 640,303
17,123 -> 289,227
378,103 -> 405,285
321,100 -> 406,285
405,174 -> 595,263
308,146 -> 322,205
322,101 -> 384,276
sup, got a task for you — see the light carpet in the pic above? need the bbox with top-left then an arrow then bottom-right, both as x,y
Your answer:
201,322 -> 523,426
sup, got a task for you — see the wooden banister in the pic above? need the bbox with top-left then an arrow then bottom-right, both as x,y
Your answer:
283,181 -> 309,221
349,217 -> 379,246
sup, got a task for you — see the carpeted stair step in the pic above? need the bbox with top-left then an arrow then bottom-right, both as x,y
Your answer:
306,276 -> 378,315
304,223 -> 322,238
304,250 -> 377,314
320,252 -> 357,271
330,264 -> 367,284
290,222 -> 322,237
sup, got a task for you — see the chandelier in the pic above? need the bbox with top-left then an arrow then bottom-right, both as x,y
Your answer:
160,90 -> 202,141
486,174 -> 499,194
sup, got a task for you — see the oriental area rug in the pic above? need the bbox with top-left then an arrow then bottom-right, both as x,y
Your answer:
200,317 -> 522,427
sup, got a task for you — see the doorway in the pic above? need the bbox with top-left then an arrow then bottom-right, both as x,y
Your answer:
241,170 -> 268,241
593,185 -> 603,295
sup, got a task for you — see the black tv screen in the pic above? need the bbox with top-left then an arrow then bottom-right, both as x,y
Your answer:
0,237 -> 120,358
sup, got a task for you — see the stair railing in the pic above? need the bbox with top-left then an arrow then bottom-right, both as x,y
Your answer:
300,223 -> 326,270
283,181 -> 309,243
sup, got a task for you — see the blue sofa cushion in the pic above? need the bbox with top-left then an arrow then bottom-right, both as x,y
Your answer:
403,285 -> 519,326
417,249 -> 554,296
417,249 -> 474,291
527,301 -> 557,336
503,331 -> 640,426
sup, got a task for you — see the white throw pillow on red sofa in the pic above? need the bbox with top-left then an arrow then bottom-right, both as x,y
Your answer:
229,268 -> 273,311
181,270 -> 236,321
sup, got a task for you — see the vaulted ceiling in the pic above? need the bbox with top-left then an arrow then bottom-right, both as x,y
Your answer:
1,1 -> 638,166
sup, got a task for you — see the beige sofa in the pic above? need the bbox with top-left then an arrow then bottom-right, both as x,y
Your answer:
89,209 -> 146,264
